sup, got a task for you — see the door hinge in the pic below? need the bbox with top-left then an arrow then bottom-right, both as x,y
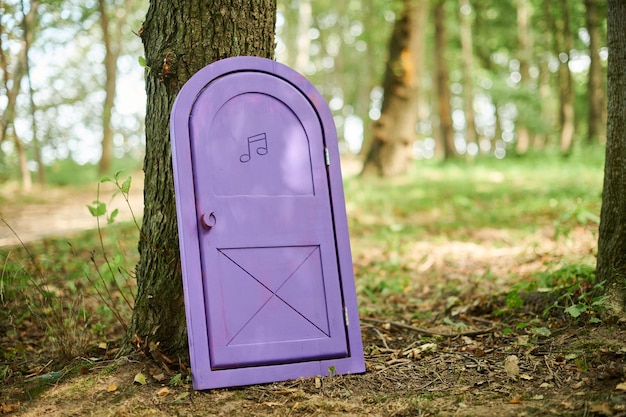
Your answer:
324,147 -> 330,166
344,306 -> 349,326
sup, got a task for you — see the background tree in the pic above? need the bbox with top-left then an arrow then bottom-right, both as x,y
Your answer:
22,0 -> 44,185
127,0 -> 277,357
584,0 -> 605,145
459,0 -> 477,153
0,0 -> 40,190
98,0 -> 134,174
514,0 -> 531,155
553,0 -> 576,155
361,0 -> 427,176
433,0 -> 455,160
596,0 -> 626,312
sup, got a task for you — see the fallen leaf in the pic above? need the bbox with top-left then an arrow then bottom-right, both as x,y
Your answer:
532,394 -> 544,400
589,402 -> 613,416
419,342 -> 437,352
152,372 -> 166,382
520,373 -> 533,380
173,392 -> 189,403
98,342 -> 108,350
0,402 -> 20,413
504,355 -> 520,379
509,396 -> 523,404
134,372 -> 147,385
616,382 -> 626,392
107,384 -> 117,392
156,387 -> 170,397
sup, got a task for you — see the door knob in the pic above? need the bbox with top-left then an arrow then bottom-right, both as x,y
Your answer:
200,212 -> 216,229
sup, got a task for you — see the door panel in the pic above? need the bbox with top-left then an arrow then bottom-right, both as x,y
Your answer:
189,72 -> 348,370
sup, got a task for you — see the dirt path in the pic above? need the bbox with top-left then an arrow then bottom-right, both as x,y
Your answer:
0,174 -> 144,248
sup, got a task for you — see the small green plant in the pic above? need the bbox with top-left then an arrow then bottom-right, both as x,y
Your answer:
553,203 -> 600,240
501,263 -> 608,323
539,264 -> 609,321
85,170 -> 138,332
169,373 -> 183,386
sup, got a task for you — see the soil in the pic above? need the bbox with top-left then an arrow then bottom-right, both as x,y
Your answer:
1,170 -> 626,416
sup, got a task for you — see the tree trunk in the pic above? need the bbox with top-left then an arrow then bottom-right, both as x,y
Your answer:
293,0 -> 312,74
21,0 -> 45,184
535,51 -> 553,150
556,0 -> 575,155
128,0 -> 276,358
98,0 -> 131,175
0,0 -> 40,144
596,0 -> 626,313
98,0 -> 117,175
361,0 -> 428,176
25,47 -> 44,185
585,0 -> 605,145
515,0 -> 532,155
459,0 -> 477,153
13,130 -> 32,191
539,0 -> 557,148
433,0 -> 455,160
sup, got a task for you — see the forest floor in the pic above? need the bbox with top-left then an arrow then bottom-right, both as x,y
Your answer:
1,156 -> 626,416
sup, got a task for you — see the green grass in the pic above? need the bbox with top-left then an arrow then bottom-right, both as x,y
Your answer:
44,157 -> 143,187
345,148 -> 603,241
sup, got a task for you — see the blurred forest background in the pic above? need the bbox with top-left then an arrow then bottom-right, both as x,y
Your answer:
0,0 -> 606,188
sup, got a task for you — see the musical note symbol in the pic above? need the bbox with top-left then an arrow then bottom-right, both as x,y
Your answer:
240,133 -> 268,163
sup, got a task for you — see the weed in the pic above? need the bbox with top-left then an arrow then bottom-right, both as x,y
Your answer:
501,263 -> 608,324
85,170 -> 139,332
538,264 -> 610,321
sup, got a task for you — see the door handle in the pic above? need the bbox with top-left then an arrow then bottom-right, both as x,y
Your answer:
200,212 -> 216,230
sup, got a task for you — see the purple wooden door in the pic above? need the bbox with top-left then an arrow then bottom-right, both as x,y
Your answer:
190,72 -> 347,369
171,57 -> 364,389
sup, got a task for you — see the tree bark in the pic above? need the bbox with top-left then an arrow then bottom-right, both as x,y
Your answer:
585,0 -> 605,145
128,0 -> 277,358
433,0 -> 455,160
596,0 -> 626,313
361,0 -> 428,176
